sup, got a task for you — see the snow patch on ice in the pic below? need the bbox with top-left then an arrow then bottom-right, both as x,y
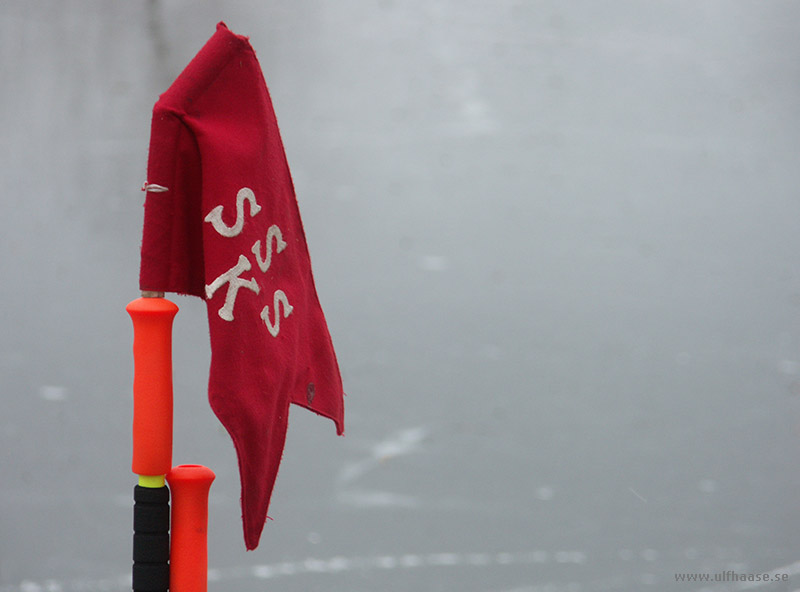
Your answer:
640,572 -> 659,585
619,548 -> 634,561
39,385 -> 67,401
481,343 -> 503,360
373,426 -> 428,459
698,478 -> 717,494
419,254 -> 448,271
307,531 -> 322,544
640,548 -> 659,561
535,485 -> 555,500
4,546 -> 770,591
337,489 -> 420,508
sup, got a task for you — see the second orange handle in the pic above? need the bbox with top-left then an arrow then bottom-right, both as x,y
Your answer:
167,464 -> 216,592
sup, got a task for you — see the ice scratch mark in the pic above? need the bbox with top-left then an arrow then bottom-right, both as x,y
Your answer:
628,487 -> 647,502
337,426 -> 428,486
336,426 -> 429,508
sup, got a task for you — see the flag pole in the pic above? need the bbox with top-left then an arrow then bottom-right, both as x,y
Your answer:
127,292 -> 178,592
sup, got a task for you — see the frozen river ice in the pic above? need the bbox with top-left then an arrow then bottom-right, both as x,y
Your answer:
1,1 -> 800,591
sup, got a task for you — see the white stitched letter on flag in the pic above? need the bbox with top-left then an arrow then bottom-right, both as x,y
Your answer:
260,290 -> 293,337
252,225 -> 287,272
206,254 -> 260,321
204,187 -> 262,237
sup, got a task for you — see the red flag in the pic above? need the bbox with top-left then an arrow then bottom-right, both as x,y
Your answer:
139,22 -> 344,550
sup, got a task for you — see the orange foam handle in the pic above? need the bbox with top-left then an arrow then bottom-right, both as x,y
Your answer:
167,465 -> 216,592
126,297 -> 179,476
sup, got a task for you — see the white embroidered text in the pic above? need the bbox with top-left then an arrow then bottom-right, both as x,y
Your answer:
204,187 -> 262,237
260,290 -> 294,337
205,254 -> 260,321
204,188 -> 293,336
252,225 -> 287,272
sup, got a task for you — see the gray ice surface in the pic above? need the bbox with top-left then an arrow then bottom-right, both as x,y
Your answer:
1,2 -> 800,591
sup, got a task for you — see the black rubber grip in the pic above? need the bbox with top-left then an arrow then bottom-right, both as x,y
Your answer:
133,485 -> 170,592
134,500 -> 170,532
133,533 -> 170,563
132,563 -> 169,591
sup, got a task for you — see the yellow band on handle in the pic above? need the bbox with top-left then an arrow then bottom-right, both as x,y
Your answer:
138,474 -> 167,488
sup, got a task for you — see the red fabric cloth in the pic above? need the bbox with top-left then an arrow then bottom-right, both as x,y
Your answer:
139,22 -> 344,550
